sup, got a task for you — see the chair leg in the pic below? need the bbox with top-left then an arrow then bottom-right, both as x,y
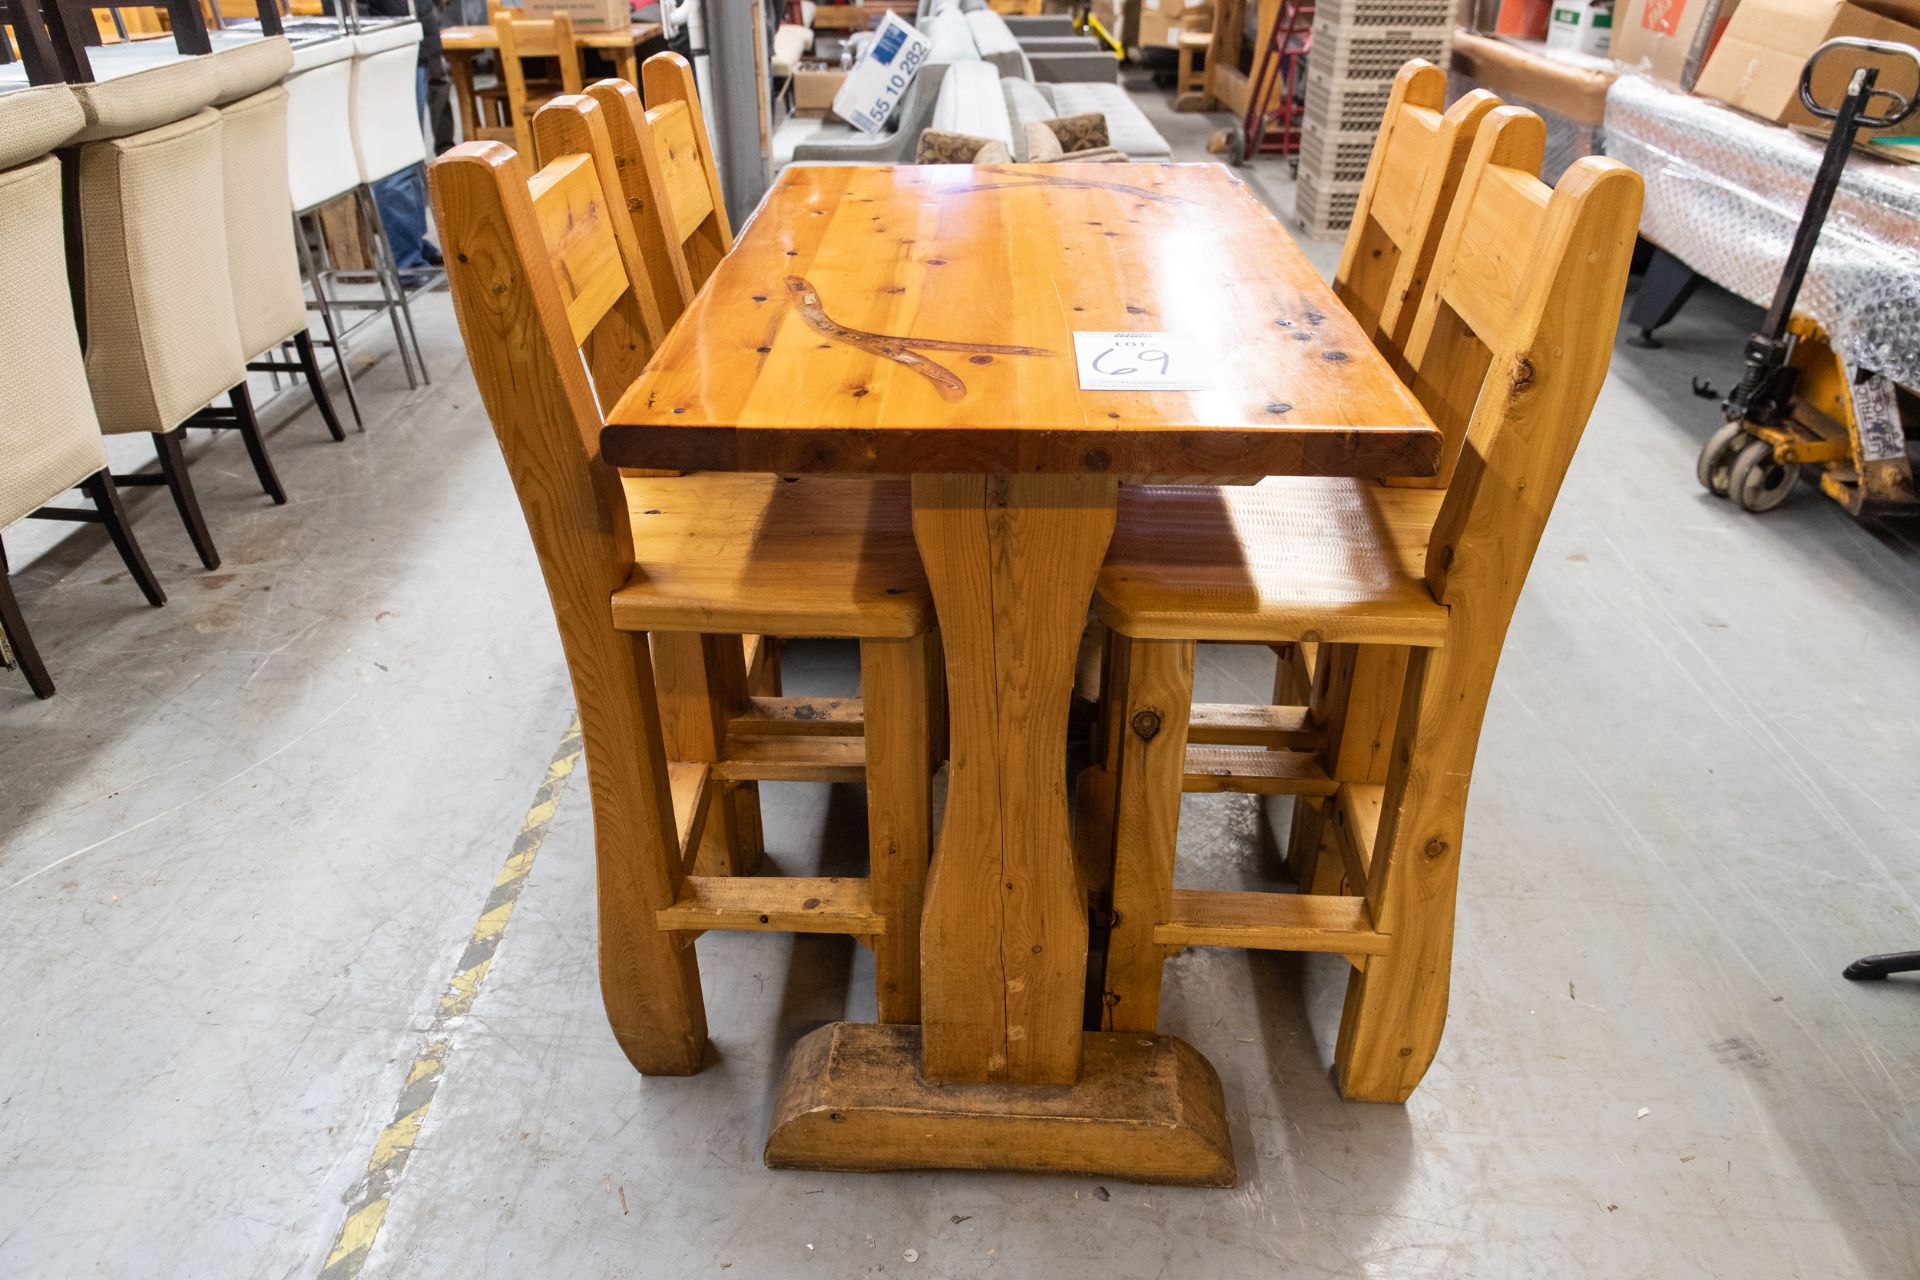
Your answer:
356,184 -> 430,389
293,330 -> 347,442
153,429 -> 221,570
295,212 -> 365,430
1101,636 -> 1195,1034
652,631 -> 764,876
595,629 -> 710,1074
0,558 -> 55,698
81,471 -> 166,607
1287,642 -> 1406,887
859,633 -> 934,1024
228,382 -> 287,505
1334,643 -> 1472,1103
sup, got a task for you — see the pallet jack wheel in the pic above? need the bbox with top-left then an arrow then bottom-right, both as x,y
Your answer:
1696,420 -> 1748,497
1225,128 -> 1246,167
1729,435 -> 1801,513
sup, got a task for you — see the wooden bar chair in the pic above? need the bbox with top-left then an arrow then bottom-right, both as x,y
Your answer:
1089,108 -> 1643,1102
430,126 -> 941,1063
477,11 -> 581,158
533,71 -> 926,885
1080,60 -> 1502,876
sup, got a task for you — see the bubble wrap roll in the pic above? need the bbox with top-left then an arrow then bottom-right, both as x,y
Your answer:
1605,73 -> 1920,391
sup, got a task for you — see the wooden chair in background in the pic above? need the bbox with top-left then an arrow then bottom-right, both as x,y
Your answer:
430,117 -> 942,1067
477,11 -> 581,156
1079,59 -> 1503,879
1088,108 -> 1643,1102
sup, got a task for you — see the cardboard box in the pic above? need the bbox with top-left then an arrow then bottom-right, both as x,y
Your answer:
1548,0 -> 1614,54
792,65 -> 849,117
1694,0 -> 1920,145
1611,0 -> 1738,90
832,11 -> 934,132
1135,0 -> 1204,48
520,0 -> 629,33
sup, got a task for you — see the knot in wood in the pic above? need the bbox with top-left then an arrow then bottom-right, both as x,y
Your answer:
1511,356 -> 1536,392
1130,709 -> 1163,742
1424,838 -> 1448,860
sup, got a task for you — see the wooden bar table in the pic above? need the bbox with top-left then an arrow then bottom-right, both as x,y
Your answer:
602,162 -> 1440,1186
440,21 -> 662,144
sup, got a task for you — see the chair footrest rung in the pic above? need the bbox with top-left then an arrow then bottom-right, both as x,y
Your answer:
1186,703 -> 1320,749
1182,746 -> 1335,796
715,735 -> 866,783
729,696 -> 864,738
657,875 -> 882,935
1153,889 -> 1387,954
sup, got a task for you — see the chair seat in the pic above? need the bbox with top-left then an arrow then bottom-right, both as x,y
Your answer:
1095,477 -> 1449,646
611,473 -> 932,640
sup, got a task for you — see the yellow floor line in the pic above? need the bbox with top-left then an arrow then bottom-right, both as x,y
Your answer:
317,718 -> 584,1280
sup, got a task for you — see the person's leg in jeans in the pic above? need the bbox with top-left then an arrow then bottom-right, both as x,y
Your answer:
371,65 -> 441,272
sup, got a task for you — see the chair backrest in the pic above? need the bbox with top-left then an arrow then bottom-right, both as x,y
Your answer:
1335,59 -> 1498,370
431,128 -> 657,602
544,83 -> 691,352
1397,106 -> 1642,627
429,135 -> 690,977
528,92 -> 672,416
635,52 -> 731,292
493,11 -> 581,156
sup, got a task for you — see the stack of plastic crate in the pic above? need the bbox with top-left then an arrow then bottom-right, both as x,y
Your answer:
1295,0 -> 1454,236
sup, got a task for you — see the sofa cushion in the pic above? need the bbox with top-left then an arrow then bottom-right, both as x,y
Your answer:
351,19 -> 423,57
930,60 -> 1012,147
1045,81 -> 1172,159
0,156 -> 105,529
0,85 -> 85,169
1023,120 -> 1063,162
963,9 -> 1032,78
1043,111 -> 1108,153
914,129 -> 1011,164
999,74 -> 1054,159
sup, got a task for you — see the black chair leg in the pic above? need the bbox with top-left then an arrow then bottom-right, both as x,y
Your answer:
81,470 -> 166,607
0,560 -> 55,699
229,383 -> 287,505
1844,951 -> 1920,980
153,429 -> 221,570
293,330 -> 348,442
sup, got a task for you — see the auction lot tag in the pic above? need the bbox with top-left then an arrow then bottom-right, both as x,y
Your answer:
1073,331 -> 1212,392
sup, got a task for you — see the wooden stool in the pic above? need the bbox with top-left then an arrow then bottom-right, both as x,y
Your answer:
431,115 -> 943,1065
1176,30 -> 1213,111
1089,109 -> 1643,1102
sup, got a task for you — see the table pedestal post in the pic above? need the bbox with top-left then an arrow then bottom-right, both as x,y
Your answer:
763,475 -> 1233,1185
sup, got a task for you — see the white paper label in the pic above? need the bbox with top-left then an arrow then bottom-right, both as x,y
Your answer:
831,12 -> 933,134
1852,371 -> 1906,463
1072,331 -> 1212,392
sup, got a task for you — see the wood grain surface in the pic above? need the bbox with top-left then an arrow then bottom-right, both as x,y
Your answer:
602,163 -> 1439,479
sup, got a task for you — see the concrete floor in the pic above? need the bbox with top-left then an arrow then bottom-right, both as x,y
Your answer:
4,82 -> 1919,1280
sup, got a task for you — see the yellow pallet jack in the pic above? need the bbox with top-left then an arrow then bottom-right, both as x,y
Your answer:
1696,38 -> 1920,515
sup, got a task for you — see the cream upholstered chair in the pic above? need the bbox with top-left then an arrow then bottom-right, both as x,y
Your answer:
219,78 -> 350,441
0,83 -> 166,699
21,0 -> 296,568
344,17 -> 432,386
283,29 -> 370,425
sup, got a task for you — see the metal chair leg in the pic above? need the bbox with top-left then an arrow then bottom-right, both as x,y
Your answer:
294,213 -> 364,431
352,186 -> 422,389
81,470 -> 167,607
